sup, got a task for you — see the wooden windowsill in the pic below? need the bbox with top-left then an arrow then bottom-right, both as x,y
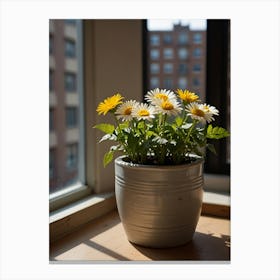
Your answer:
50,209 -> 230,262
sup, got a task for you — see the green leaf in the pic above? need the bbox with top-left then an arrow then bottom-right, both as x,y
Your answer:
93,123 -> 115,134
175,117 -> 183,126
206,125 -> 230,139
103,150 -> 114,167
207,143 -> 217,155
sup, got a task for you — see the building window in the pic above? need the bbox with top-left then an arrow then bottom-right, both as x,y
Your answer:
49,69 -> 54,91
178,77 -> 188,89
178,32 -> 188,45
178,63 -> 188,75
66,107 -> 78,128
49,109 -> 54,131
193,77 -> 200,86
163,34 -> 172,44
49,149 -> 55,179
193,48 -> 202,58
49,35 -> 53,54
164,78 -> 173,88
64,72 -> 77,92
150,77 -> 159,88
65,39 -> 76,58
163,63 -> 173,74
178,48 -> 188,60
150,49 -> 160,60
193,64 -> 201,72
66,143 -> 78,170
150,63 -> 160,74
163,48 -> 173,59
150,34 -> 160,46
193,33 -> 202,44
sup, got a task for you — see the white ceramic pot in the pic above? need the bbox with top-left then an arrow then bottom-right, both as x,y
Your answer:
115,155 -> 204,248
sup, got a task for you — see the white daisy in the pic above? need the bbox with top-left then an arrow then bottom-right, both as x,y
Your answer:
186,102 -> 217,124
115,100 -> 138,121
145,88 -> 177,105
131,103 -> 156,121
154,98 -> 182,116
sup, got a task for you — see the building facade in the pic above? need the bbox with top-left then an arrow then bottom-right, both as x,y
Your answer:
49,20 -> 82,193
147,23 -> 207,101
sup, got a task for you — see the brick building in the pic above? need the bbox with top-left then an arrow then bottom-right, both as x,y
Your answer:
49,20 -> 82,193
147,23 -> 207,101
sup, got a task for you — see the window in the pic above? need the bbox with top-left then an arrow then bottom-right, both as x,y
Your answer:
178,32 -> 188,45
150,77 -> 159,88
150,34 -> 160,46
65,39 -> 76,58
64,72 -> 77,92
49,35 -> 53,54
163,63 -> 173,74
66,107 -> 78,128
178,48 -> 188,59
150,49 -> 160,60
178,77 -> 188,88
163,34 -> 172,44
193,77 -> 200,86
49,109 -> 54,131
193,48 -> 202,58
66,143 -> 78,171
193,64 -> 201,72
65,19 -> 76,25
193,33 -> 202,44
150,63 -> 159,74
163,48 -> 173,59
178,63 -> 188,74
49,69 -> 54,91
164,78 -> 173,88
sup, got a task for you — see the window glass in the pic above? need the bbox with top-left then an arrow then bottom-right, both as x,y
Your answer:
150,77 -> 159,88
150,63 -> 159,74
193,33 -> 202,44
163,78 -> 173,88
49,19 -> 84,195
178,77 -> 188,88
178,32 -> 188,44
150,49 -> 160,60
65,39 -> 76,58
193,64 -> 201,72
178,63 -> 188,74
193,77 -> 200,86
163,63 -> 173,74
64,72 -> 77,92
163,48 -> 173,59
150,34 -> 160,46
178,48 -> 188,59
66,107 -> 78,128
163,34 -> 172,44
193,48 -> 202,58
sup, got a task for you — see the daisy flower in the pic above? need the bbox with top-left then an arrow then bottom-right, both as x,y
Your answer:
97,93 -> 123,115
145,88 -> 177,105
154,98 -> 182,116
131,103 -> 156,121
176,89 -> 200,103
115,100 -> 139,121
186,102 -> 217,124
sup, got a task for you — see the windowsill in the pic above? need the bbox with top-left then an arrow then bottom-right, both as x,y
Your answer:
49,188 -> 230,243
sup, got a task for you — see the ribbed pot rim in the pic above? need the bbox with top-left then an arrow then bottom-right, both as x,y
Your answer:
115,155 -> 204,171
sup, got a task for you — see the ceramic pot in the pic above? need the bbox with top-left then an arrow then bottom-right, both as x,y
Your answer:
115,155 -> 204,248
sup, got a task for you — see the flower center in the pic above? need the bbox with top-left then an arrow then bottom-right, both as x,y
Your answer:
162,101 -> 174,110
124,107 -> 132,115
138,109 -> 150,116
191,108 -> 205,117
155,93 -> 168,101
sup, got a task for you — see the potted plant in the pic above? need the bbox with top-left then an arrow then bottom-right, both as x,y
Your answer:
94,88 -> 229,248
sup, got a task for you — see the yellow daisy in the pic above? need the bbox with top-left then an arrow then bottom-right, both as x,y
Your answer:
97,93 -> 123,115
176,89 -> 199,103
